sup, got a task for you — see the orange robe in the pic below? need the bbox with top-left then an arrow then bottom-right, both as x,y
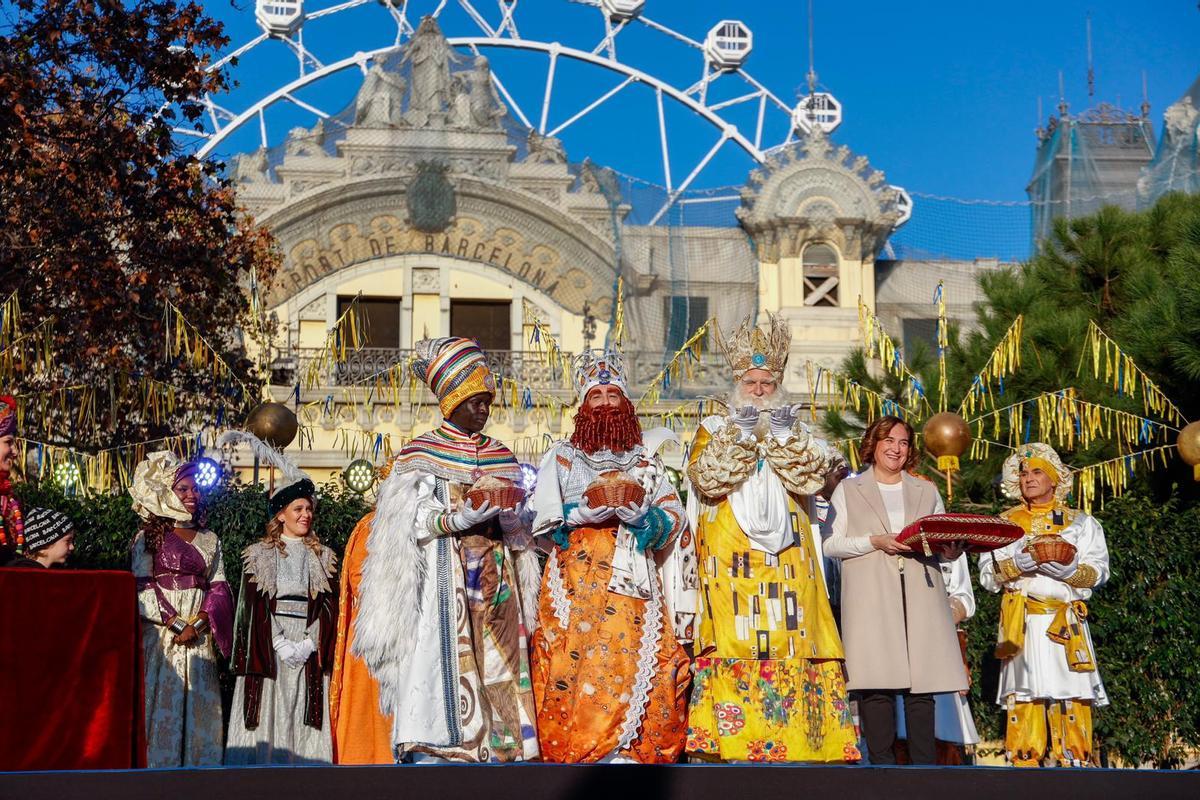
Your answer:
531,523 -> 690,763
329,514 -> 394,764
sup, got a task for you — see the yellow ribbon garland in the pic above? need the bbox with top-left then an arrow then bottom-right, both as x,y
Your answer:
637,319 -> 713,408
301,294 -> 367,391
1078,321 -> 1188,427
958,315 -> 1024,418
163,300 -> 253,406
858,299 -> 932,415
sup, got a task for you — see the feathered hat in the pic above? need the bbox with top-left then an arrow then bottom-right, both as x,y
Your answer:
572,347 -> 629,404
714,312 -> 791,382
1001,442 -> 1073,503
217,430 -> 315,516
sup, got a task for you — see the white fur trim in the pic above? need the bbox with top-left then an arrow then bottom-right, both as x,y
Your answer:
350,468 -> 431,715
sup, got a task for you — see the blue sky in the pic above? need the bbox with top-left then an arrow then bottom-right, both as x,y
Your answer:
196,1 -> 1199,257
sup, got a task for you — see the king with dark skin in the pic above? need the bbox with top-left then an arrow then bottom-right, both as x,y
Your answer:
447,391 -> 523,529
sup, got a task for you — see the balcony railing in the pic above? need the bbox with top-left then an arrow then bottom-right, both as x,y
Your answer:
271,347 -> 730,401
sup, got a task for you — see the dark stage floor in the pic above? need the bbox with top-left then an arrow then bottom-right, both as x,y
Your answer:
2,763 -> 1198,800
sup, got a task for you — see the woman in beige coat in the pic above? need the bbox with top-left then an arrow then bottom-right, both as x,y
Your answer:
823,416 -> 968,764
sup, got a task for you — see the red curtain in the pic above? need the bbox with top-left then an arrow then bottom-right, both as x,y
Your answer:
0,568 -> 145,771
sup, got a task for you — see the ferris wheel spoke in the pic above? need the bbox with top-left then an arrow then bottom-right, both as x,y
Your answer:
209,32 -> 269,74
307,0 -> 372,21
538,47 -> 560,134
656,87 -> 673,192
458,0 -> 498,38
172,127 -> 212,139
496,0 -> 520,39
283,93 -> 330,119
707,90 -> 764,113
732,70 -> 793,115
649,131 -> 731,225
486,64 -> 533,129
382,0 -> 414,43
593,16 -> 628,60
547,75 -> 634,138
754,92 -> 767,150
637,15 -> 702,49
258,108 -> 269,149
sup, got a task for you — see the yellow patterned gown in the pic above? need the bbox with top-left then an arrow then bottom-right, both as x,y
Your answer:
685,423 -> 860,763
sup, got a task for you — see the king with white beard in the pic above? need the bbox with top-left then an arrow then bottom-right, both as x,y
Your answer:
683,312 -> 860,763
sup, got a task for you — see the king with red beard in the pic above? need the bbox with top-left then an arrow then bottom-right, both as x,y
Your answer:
528,348 -> 692,763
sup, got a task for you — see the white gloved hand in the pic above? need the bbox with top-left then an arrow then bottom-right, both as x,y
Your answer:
730,405 -> 760,438
444,498 -> 501,532
566,499 -> 614,527
1013,548 -> 1037,573
498,504 -> 526,533
1038,554 -> 1079,580
273,635 -> 297,665
614,498 -> 651,527
769,405 -> 798,439
283,638 -> 316,669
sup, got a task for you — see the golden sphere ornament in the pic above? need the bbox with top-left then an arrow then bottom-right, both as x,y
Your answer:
245,402 -> 299,449
923,412 -> 972,472
923,411 -> 972,501
1178,420 -> 1200,481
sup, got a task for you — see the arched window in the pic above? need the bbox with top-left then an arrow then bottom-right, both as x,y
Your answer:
802,243 -> 839,306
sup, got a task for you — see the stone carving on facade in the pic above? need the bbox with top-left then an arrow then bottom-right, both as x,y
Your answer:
285,122 -> 325,157
354,55 -> 408,128
234,148 -> 272,185
402,17 -> 460,127
737,128 -> 902,261
525,129 -> 568,164
467,56 -> 505,129
411,267 -> 440,292
1164,96 -> 1199,143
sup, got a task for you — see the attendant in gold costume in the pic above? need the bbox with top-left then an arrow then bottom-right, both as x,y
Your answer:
684,313 -> 859,763
980,443 -> 1109,767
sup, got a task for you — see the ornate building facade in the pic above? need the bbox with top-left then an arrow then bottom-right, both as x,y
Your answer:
232,18 -> 999,479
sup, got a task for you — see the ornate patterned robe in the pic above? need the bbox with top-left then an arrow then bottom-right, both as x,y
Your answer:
529,441 -> 693,763
351,422 -> 541,762
684,416 -> 859,763
132,528 -> 233,767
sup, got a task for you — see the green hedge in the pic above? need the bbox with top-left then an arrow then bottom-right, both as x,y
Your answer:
12,480 -> 371,592
12,482 -> 1200,767
961,492 -> 1200,768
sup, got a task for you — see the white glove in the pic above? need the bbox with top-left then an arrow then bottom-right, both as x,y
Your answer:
1038,554 -> 1079,580
273,635 -> 297,665
498,504 -> 526,533
283,637 -> 316,669
566,500 -> 614,526
769,405 -> 798,440
444,498 -> 501,532
614,498 -> 650,527
1013,548 -> 1037,573
730,405 -> 760,438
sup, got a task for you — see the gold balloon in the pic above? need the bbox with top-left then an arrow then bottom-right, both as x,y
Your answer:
1178,421 -> 1200,481
923,412 -> 972,459
245,402 -> 299,449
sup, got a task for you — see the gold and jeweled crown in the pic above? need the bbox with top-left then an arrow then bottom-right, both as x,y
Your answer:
714,312 -> 791,380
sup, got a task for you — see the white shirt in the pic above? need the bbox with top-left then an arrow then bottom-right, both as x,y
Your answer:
877,481 -> 905,534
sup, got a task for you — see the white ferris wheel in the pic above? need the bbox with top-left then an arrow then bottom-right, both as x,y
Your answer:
177,0 -> 863,221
